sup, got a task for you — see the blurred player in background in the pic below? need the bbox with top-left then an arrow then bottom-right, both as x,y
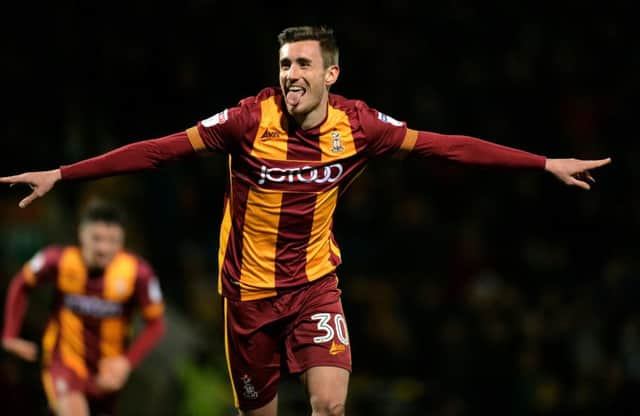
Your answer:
2,199 -> 166,416
0,26 -> 611,416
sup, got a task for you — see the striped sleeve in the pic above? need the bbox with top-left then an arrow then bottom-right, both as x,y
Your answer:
356,101 -> 410,157
187,104 -> 254,154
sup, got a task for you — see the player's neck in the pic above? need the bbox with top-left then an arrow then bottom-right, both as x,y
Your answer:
295,96 -> 329,131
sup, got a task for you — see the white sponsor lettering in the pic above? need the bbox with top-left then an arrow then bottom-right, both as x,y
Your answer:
64,294 -> 122,318
258,163 -> 344,185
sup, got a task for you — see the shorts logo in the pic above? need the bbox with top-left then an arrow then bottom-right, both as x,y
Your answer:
240,374 -> 258,400
202,109 -> 228,127
330,131 -> 344,153
329,341 -> 346,355
55,378 -> 68,394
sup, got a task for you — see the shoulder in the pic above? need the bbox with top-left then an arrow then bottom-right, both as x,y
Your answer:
24,244 -> 66,275
36,244 -> 67,262
125,252 -> 156,281
329,92 -> 370,112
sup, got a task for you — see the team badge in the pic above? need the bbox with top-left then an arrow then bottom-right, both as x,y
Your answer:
330,131 -> 344,153
116,277 -> 127,295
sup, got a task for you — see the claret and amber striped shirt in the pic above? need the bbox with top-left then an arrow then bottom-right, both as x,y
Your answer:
10,245 -> 164,378
187,87 -> 415,301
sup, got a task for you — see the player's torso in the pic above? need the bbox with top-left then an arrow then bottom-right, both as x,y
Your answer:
54,247 -> 138,319
46,247 -> 139,375
217,92 -> 370,300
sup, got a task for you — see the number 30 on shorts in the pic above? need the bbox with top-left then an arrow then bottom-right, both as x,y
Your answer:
310,313 -> 350,345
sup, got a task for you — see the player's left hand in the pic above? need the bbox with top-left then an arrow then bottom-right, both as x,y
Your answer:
96,355 -> 131,392
2,337 -> 38,362
544,157 -> 612,190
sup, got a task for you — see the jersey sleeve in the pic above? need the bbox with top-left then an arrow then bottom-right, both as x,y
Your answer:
185,101 -> 255,154
357,101 -> 415,157
403,130 -> 546,168
21,246 -> 63,287
133,260 -> 165,320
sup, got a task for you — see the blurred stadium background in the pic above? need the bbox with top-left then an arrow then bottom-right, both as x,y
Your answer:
1,1 -> 635,415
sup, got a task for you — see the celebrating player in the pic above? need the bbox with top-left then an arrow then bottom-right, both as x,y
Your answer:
0,26 -> 610,416
2,199 -> 166,416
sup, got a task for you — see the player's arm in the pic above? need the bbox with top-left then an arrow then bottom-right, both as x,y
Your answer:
2,247 -> 61,361
0,132 -> 194,208
404,129 -> 611,190
125,268 -> 166,369
97,262 -> 166,392
2,272 -> 37,361
1,104 -> 250,208
360,104 -> 611,190
96,316 -> 166,393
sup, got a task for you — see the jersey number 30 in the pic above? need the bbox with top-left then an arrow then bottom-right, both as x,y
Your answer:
310,313 -> 349,345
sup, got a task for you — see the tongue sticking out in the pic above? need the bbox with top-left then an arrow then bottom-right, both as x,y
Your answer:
286,89 -> 303,106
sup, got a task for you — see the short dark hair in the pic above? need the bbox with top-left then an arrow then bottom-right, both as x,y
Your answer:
79,199 -> 126,226
277,25 -> 339,68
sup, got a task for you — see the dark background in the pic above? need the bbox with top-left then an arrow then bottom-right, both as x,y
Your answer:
1,1 -> 636,415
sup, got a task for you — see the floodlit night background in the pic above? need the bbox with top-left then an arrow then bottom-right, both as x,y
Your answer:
1,1 -> 635,415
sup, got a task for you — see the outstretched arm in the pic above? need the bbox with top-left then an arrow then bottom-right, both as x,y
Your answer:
0,131 -> 194,208
406,130 -> 611,189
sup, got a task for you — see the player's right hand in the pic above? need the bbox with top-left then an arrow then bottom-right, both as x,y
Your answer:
0,169 -> 61,208
2,337 -> 38,362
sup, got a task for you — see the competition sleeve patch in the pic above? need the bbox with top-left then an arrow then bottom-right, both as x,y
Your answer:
142,277 -> 165,319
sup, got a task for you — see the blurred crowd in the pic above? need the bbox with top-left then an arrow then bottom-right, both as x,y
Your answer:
1,1 -> 636,415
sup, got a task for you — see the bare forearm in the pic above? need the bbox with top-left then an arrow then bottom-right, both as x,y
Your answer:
60,132 -> 194,180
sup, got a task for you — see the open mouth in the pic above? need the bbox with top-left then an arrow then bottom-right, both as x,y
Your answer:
286,85 -> 306,106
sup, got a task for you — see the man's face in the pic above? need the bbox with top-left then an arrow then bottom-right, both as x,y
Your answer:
279,40 -> 338,118
78,221 -> 124,269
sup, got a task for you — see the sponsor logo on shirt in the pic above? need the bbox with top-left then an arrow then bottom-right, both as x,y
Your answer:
258,163 -> 344,185
64,294 -> 123,318
377,111 -> 404,127
201,109 -> 228,127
